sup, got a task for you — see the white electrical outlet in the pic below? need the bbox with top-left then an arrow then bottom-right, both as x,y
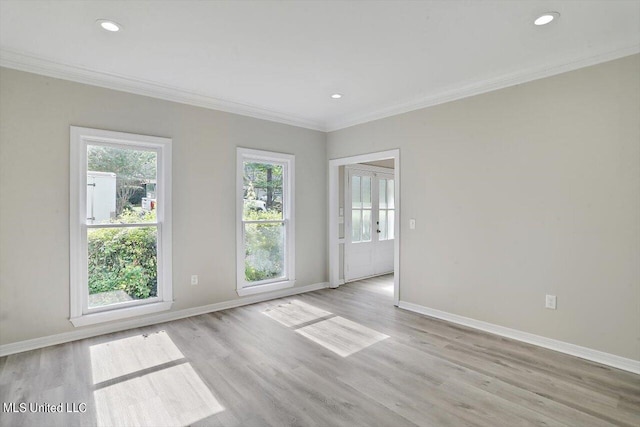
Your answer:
191,275 -> 199,285
545,294 -> 557,310
409,219 -> 416,229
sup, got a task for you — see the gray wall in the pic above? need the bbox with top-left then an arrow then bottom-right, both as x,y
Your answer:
1,55 -> 638,361
0,68 -> 327,345
327,55 -> 640,360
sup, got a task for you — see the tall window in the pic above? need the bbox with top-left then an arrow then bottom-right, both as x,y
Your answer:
236,148 -> 295,296
70,127 -> 172,326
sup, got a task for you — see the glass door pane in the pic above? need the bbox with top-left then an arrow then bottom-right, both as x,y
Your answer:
388,210 -> 395,240
350,172 -> 373,243
351,210 -> 362,242
379,210 -> 388,240
351,176 -> 361,208
362,176 -> 372,208
362,210 -> 372,241
379,179 -> 387,209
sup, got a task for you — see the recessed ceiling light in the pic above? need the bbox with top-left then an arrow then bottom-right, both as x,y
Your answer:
97,19 -> 122,32
534,12 -> 559,26
331,93 -> 343,99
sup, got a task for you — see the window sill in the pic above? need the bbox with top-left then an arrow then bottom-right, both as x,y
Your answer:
237,280 -> 295,297
70,300 -> 173,327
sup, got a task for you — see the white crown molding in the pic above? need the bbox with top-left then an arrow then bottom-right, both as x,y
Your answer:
0,48 -> 326,132
1,44 -> 638,134
398,301 -> 640,375
326,43 -> 640,132
0,281 -> 328,357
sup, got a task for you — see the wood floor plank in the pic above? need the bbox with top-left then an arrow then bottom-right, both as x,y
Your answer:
1,274 -> 638,427
261,299 -> 332,327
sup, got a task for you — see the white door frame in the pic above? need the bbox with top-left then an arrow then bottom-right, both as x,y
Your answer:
329,149 -> 400,306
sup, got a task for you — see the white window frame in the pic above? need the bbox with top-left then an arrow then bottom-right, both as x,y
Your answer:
236,148 -> 295,296
69,126 -> 173,327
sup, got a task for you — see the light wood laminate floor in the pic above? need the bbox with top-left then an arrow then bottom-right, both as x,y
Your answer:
1,275 -> 639,426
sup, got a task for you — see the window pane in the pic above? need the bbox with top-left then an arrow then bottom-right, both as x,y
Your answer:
379,179 -> 387,209
351,210 -> 362,242
362,210 -> 372,241
387,179 -> 395,209
351,176 -> 361,208
379,210 -> 387,240
388,210 -> 395,240
243,161 -> 284,220
362,176 -> 372,208
88,226 -> 158,308
244,222 -> 285,283
87,145 -> 157,225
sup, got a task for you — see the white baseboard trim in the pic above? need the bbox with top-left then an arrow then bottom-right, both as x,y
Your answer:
398,301 -> 640,375
0,282 -> 329,358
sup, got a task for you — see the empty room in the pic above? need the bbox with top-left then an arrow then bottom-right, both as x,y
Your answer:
0,1 -> 639,426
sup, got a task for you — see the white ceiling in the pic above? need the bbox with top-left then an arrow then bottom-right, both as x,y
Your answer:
1,1 -> 639,131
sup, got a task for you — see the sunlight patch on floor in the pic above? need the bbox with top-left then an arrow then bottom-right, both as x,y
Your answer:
262,299 -> 332,327
296,316 -> 389,357
89,331 -> 184,384
94,363 -> 224,427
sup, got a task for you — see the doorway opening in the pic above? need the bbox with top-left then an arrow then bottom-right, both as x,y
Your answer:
345,163 -> 395,282
329,150 -> 400,306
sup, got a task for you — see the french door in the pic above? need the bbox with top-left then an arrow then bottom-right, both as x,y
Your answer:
345,167 -> 395,282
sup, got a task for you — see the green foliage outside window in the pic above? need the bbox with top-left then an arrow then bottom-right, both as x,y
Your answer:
243,162 -> 283,211
88,210 -> 157,299
243,209 -> 284,282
